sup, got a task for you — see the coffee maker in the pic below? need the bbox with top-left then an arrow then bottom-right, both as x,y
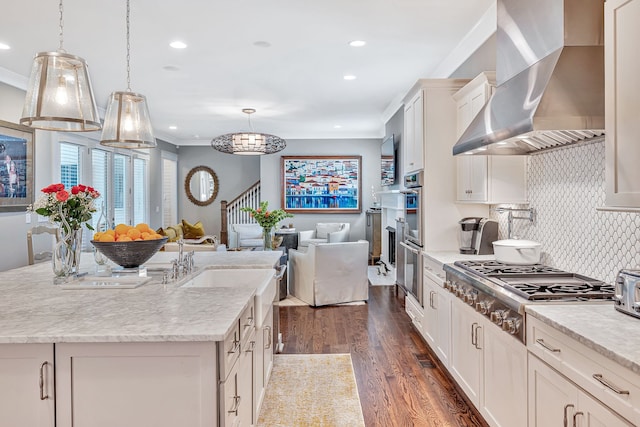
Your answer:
458,217 -> 498,255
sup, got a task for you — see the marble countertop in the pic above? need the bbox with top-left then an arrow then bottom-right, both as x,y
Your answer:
424,251 -> 495,266
0,251 -> 282,344
526,304 -> 640,375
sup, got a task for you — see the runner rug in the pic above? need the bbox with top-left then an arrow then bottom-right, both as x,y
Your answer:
257,354 -> 365,427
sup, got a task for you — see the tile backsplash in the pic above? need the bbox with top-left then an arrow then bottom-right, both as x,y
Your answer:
491,139 -> 640,284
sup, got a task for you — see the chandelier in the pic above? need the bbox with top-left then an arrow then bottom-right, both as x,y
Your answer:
211,109 -> 286,155
100,0 -> 156,148
20,0 -> 101,132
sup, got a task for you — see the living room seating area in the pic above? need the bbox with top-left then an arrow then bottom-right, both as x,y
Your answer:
297,222 -> 350,250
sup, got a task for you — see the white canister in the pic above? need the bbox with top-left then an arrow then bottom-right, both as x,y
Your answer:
492,239 -> 542,265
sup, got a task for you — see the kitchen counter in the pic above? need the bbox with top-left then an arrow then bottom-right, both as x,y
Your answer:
0,251 -> 282,344
526,304 -> 640,375
424,250 -> 495,265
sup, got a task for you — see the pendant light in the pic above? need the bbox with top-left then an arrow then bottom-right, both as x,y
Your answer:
211,109 -> 286,155
20,0 -> 101,132
100,0 -> 156,148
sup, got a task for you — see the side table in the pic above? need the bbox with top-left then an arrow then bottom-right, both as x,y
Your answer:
275,230 -> 298,254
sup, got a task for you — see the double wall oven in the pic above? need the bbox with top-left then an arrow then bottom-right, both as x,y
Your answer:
400,171 -> 424,306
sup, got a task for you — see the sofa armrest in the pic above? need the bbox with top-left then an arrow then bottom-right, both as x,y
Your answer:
298,230 -> 315,240
328,223 -> 350,243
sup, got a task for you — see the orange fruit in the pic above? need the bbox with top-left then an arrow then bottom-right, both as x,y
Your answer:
127,228 -> 142,240
118,235 -> 132,242
114,223 -> 130,236
99,233 -> 115,242
104,229 -> 116,237
93,232 -> 103,240
135,223 -> 150,233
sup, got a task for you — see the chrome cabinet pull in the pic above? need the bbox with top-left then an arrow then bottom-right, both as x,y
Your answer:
563,404 -> 574,427
471,322 -> 478,346
39,361 -> 49,400
245,340 -> 255,353
592,374 -> 630,395
265,326 -> 272,349
536,338 -> 561,353
429,291 -> 436,309
228,336 -> 240,355
474,325 -> 482,350
572,411 -> 583,427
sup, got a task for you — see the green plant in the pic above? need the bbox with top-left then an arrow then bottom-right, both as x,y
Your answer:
241,201 -> 293,230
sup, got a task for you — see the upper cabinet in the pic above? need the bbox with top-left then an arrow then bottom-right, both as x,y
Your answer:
605,0 -> 640,209
453,72 -> 528,204
403,90 -> 425,174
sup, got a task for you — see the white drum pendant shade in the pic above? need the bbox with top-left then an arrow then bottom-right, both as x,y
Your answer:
100,91 -> 156,148
20,51 -> 101,132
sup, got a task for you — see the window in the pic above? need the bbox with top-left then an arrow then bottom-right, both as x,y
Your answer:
113,153 -> 130,226
90,149 -> 109,231
133,158 -> 147,225
60,143 -> 81,188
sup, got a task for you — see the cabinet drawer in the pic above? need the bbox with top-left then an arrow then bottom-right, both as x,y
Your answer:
423,255 -> 445,285
527,316 -> 640,424
405,293 -> 424,332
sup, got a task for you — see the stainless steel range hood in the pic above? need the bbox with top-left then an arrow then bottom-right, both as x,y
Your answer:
453,0 -> 605,156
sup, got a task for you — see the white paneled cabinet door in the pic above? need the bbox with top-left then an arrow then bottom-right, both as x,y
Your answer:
403,91 -> 424,174
577,390 -> 636,427
422,275 -> 438,349
457,156 -> 488,202
605,0 -> 640,208
434,286 -> 451,367
55,342 -> 217,427
481,323 -> 527,427
449,298 -> 482,407
0,344 -> 55,427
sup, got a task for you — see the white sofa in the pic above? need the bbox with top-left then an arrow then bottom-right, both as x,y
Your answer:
288,240 -> 368,306
228,223 -> 264,249
297,223 -> 350,249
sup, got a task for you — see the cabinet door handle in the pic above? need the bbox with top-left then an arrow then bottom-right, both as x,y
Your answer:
430,291 -> 436,309
572,411 -> 583,427
592,374 -> 630,395
245,340 -> 255,353
228,395 -> 241,415
563,404 -> 574,427
228,337 -> 240,355
474,325 -> 482,350
471,322 -> 478,346
39,361 -> 49,400
265,326 -> 272,349
536,338 -> 561,353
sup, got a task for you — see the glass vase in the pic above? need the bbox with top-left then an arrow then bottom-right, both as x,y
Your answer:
53,227 -> 83,278
262,227 -> 274,251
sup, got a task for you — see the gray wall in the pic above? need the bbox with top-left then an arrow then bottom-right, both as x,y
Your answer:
259,138 -> 382,242
176,146 -> 260,237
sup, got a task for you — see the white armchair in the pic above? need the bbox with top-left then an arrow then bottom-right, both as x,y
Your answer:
289,240 -> 368,307
297,222 -> 350,249
229,223 -> 263,249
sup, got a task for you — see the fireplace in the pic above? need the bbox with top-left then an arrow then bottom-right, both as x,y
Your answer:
386,226 -> 396,266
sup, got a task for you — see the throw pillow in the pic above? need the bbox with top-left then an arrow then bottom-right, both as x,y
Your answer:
316,223 -> 342,239
160,226 -> 179,242
182,220 -> 205,239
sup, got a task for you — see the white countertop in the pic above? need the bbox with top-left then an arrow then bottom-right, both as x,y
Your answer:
0,251 -> 282,344
423,250 -> 495,266
525,304 -> 640,375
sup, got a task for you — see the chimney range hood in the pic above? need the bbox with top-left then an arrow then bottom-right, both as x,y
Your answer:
453,0 -> 605,156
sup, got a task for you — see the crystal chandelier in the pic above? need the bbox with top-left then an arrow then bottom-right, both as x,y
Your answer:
211,109 -> 286,155
100,0 -> 156,148
20,0 -> 101,132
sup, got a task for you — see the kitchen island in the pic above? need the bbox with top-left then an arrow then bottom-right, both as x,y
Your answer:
0,250 -> 282,427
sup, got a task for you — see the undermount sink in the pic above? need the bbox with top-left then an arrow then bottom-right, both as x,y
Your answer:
180,267 -> 276,326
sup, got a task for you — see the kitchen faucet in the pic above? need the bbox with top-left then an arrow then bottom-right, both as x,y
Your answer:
494,207 -> 535,239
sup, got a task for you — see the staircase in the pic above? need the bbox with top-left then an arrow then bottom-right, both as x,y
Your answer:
220,181 -> 261,246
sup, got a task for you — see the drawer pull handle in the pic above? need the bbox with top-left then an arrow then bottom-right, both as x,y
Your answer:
572,411 -> 583,427
536,338 -> 561,353
228,338 -> 240,355
265,326 -> 272,349
227,395 -> 241,415
39,361 -> 49,400
563,404 -> 574,427
592,374 -> 630,395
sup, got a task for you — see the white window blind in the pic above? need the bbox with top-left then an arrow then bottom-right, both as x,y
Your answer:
133,158 -> 147,225
162,157 -> 177,227
113,154 -> 130,226
60,143 -> 80,188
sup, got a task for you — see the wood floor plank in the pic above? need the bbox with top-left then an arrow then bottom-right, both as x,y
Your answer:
279,286 -> 488,427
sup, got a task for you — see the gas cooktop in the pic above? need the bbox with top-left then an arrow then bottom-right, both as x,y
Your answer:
454,260 -> 615,301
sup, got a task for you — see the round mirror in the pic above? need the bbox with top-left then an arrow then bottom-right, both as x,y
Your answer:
185,165 -> 219,206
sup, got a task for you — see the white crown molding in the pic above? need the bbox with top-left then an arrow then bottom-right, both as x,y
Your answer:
0,66 -> 28,91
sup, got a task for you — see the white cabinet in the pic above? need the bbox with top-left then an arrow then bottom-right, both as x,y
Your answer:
0,343 -> 55,427
449,296 -> 527,427
528,354 -> 634,427
403,90 -> 424,173
254,305 -> 274,423
55,342 -> 218,427
453,72 -> 528,204
605,0 -> 640,208
422,255 -> 451,367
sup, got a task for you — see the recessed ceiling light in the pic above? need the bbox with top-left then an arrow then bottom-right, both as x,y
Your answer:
334,125 -> 342,129
253,41 -> 272,48
169,125 -> 177,130
169,41 -> 187,49
348,40 -> 366,47
0,43 -> 10,50
343,75 -> 357,81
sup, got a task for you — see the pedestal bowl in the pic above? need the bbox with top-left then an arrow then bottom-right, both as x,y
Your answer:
91,237 -> 168,268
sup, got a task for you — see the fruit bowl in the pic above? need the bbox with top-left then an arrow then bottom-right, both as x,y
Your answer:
91,237 -> 168,268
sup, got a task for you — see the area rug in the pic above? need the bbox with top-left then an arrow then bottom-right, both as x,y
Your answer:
257,354 -> 365,427
275,295 -> 366,307
368,265 -> 396,286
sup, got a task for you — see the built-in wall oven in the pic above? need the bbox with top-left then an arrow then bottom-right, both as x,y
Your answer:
400,171 -> 424,306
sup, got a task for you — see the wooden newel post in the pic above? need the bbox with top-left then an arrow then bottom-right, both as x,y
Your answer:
220,200 -> 228,246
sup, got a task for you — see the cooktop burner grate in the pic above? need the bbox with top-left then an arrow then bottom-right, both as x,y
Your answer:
455,260 -> 565,276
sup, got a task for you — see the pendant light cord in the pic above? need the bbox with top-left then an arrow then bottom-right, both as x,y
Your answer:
58,0 -> 64,51
126,0 -> 132,92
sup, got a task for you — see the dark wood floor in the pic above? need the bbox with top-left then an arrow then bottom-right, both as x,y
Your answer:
279,285 -> 489,427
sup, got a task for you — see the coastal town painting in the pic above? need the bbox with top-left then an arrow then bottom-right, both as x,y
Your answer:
281,156 -> 361,213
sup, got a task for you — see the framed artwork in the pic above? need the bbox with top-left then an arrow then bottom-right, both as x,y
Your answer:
0,120 -> 35,212
281,155 -> 361,213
